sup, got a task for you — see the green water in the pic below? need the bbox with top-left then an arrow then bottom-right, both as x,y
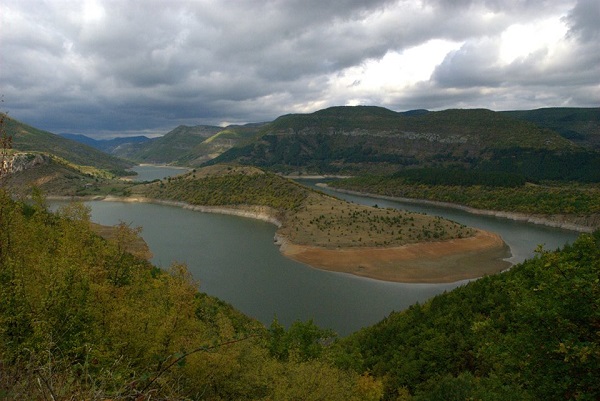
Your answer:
51,192 -> 578,336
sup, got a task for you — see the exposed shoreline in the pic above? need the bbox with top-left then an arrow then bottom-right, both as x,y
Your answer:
319,184 -> 596,233
49,194 -> 512,283
48,195 -> 284,226
275,229 -> 511,283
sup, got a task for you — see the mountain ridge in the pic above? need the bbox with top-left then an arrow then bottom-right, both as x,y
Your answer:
60,133 -> 151,154
208,106 -> 594,179
4,114 -> 134,173
7,106 -> 600,182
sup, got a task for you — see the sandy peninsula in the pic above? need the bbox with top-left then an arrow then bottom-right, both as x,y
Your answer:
55,193 -> 512,283
50,164 -> 514,283
52,192 -> 512,283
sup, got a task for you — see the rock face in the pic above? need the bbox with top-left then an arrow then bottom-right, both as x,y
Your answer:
7,153 -> 51,173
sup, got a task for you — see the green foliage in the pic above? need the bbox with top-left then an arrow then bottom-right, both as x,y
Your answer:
393,167 -> 526,187
0,190 -> 362,400
333,231 -> 600,400
479,148 -> 600,182
268,318 -> 337,362
142,168 -> 309,211
332,175 -> 600,215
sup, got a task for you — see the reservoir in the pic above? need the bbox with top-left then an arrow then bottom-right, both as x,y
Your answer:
51,169 -> 579,336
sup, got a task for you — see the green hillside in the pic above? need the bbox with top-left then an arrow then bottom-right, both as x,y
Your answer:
2,153 -> 133,198
4,114 -> 134,174
0,192 -> 368,400
177,124 -> 264,166
118,124 -> 222,164
503,107 -> 600,149
116,123 -> 263,166
333,230 -> 600,400
207,106 -> 588,178
268,106 -> 571,149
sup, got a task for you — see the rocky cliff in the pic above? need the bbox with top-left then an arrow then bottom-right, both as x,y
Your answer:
6,152 -> 51,174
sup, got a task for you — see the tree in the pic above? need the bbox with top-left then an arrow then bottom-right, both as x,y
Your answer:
0,111 -> 12,182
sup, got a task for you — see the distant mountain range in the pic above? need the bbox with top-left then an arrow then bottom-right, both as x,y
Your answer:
7,106 -> 600,182
61,123 -> 265,166
207,106 -> 600,180
59,133 -> 151,154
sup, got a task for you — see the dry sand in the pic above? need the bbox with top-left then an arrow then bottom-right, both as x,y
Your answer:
280,229 -> 511,283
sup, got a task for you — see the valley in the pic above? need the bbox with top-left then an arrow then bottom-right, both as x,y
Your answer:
3,107 -> 599,280
1,106 -> 599,400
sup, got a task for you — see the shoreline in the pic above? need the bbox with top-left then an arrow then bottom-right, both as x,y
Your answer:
276,229 -> 511,283
48,195 -> 283,227
48,194 -> 511,283
319,184 -> 596,233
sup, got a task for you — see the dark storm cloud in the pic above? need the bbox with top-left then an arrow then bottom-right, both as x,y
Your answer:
565,0 -> 600,41
0,0 -> 597,137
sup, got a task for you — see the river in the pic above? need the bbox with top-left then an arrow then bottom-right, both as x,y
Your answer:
50,166 -> 579,336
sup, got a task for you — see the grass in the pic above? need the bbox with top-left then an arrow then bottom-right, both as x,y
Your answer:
280,192 -> 474,248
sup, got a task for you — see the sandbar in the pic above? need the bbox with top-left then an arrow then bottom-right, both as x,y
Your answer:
279,229 -> 511,283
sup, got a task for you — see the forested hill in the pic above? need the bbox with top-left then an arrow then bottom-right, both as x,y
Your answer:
111,123 -> 263,165
502,107 -> 600,149
0,191 -> 373,400
114,124 -> 222,163
206,106 -> 600,178
134,164 -> 476,249
333,230 -> 600,400
3,114 -> 134,173
59,133 -> 150,154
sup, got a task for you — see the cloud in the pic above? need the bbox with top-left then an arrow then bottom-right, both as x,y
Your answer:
0,0 -> 597,137
565,0 -> 600,41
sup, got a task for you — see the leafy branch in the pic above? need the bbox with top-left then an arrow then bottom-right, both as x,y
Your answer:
138,334 -> 259,396
0,105 -> 12,182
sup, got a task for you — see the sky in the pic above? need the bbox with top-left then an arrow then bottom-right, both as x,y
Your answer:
1,0 -> 598,138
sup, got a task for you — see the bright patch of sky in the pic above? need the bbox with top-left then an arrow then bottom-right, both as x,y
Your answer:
0,0 -> 597,137
499,18 -> 568,65
341,40 -> 463,106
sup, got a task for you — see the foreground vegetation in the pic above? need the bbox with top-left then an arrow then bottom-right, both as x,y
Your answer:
333,230 -> 600,400
0,191 -> 377,400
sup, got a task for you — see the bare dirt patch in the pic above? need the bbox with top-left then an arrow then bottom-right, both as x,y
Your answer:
280,229 -> 511,283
